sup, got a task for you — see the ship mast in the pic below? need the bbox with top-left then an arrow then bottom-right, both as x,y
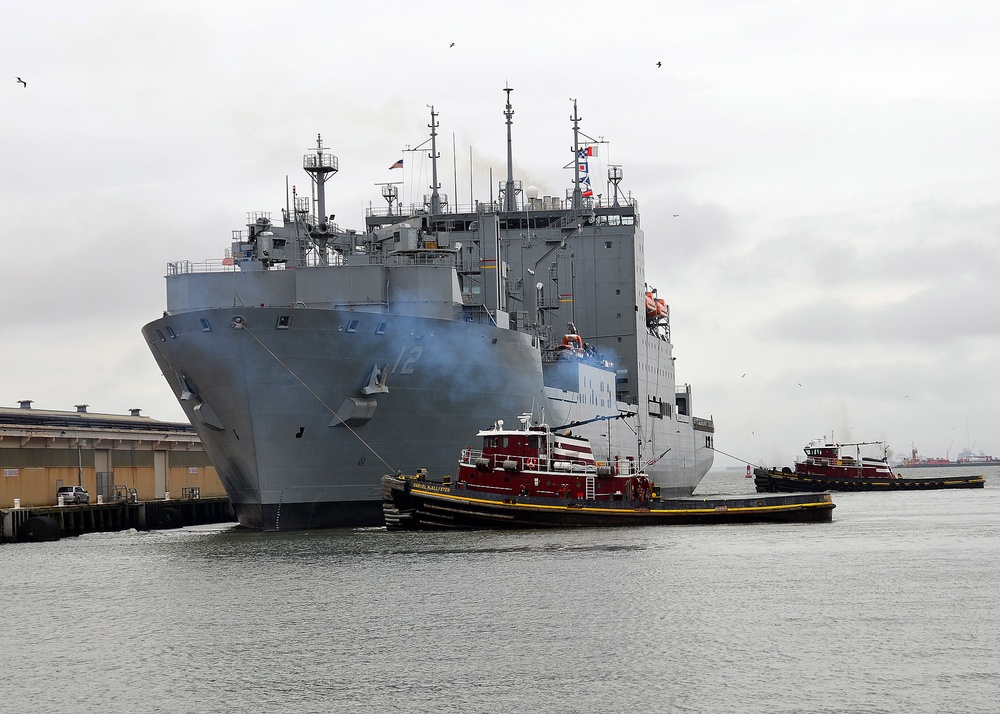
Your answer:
503,85 -> 517,212
570,99 -> 584,210
428,106 -> 442,217
302,134 -> 338,229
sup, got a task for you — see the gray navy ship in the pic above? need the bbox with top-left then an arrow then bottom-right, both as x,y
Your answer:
142,91 -> 715,531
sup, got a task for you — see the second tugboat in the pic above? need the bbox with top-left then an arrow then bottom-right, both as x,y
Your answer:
754,440 -> 986,492
383,415 -> 835,529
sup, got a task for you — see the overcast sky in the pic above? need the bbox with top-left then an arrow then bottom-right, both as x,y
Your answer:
4,1 -> 999,468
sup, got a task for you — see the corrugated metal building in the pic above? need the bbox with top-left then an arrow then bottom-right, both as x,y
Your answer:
1,400 -> 223,508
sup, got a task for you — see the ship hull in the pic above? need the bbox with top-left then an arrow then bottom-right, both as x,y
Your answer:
143,307 -> 545,530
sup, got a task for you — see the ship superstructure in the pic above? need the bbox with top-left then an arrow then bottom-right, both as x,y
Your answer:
142,92 -> 714,530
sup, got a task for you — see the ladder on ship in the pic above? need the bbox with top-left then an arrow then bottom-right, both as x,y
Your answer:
585,475 -> 595,500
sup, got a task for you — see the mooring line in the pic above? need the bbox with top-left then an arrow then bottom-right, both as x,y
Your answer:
241,325 -> 396,473
710,446 -> 762,469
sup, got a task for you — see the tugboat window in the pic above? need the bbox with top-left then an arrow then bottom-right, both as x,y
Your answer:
276,315 -> 292,329
346,320 -> 359,333
376,322 -> 388,335
199,318 -> 212,332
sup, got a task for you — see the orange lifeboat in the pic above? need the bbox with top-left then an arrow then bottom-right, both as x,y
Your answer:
561,333 -> 584,350
644,291 -> 657,319
645,291 -> 669,322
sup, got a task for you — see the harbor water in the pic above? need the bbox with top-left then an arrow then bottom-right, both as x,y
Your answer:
2,467 -> 998,713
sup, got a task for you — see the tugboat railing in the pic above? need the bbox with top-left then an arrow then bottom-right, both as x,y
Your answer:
460,448 -> 598,473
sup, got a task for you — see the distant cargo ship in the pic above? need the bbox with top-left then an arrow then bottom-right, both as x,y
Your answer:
898,446 -> 1000,468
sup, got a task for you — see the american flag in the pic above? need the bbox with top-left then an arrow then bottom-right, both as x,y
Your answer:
389,158 -> 403,170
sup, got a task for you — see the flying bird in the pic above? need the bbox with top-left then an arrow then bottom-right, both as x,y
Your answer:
16,77 -> 27,87
449,42 -> 455,47
673,214 -> 679,217
656,62 -> 662,68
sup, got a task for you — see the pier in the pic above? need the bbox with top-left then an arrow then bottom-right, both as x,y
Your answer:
1,496 -> 235,543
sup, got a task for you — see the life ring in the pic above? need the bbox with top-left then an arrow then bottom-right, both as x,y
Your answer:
525,458 -> 537,469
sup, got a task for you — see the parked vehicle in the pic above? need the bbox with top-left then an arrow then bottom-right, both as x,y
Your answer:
56,485 -> 90,504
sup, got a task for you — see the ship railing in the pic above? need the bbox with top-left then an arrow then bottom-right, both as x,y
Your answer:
459,450 -> 538,471
166,259 -> 238,276
795,456 -> 838,467
386,251 -> 458,268
367,201 -> 492,218
364,195 -> 640,219
460,448 -> 600,473
551,461 -> 598,474
298,249 -> 388,268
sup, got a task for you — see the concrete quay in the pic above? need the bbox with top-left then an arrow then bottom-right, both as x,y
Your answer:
1,496 -> 235,543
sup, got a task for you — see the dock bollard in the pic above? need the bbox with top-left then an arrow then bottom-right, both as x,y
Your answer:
58,495 -> 65,506
97,495 -> 104,504
164,492 -> 170,500
13,498 -> 20,509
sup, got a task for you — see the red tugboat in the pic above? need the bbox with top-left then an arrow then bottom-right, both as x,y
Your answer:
754,440 -> 985,493
383,415 -> 835,529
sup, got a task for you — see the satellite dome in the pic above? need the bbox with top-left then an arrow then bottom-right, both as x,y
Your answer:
525,186 -> 539,200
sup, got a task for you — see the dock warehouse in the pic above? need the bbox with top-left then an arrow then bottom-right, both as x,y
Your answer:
1,401 -> 223,508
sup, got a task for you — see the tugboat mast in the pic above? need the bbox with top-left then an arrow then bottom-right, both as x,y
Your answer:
503,85 -> 517,212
